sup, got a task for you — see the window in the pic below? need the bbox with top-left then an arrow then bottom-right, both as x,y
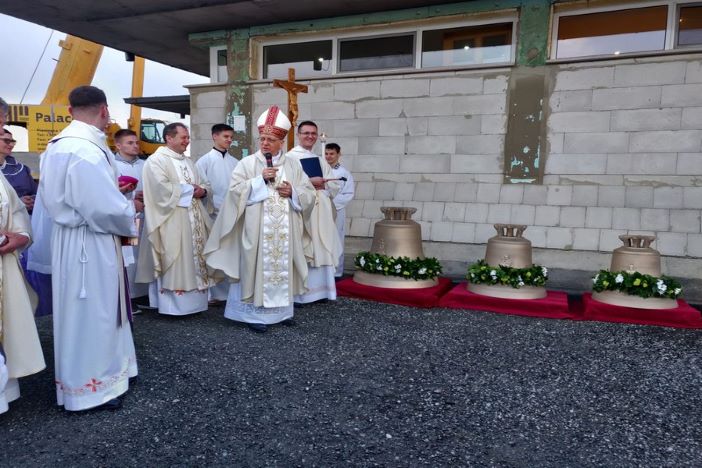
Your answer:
339,34 -> 415,72
209,46 -> 228,83
263,40 -> 332,79
678,4 -> 702,46
552,1 -> 702,60
422,23 -> 513,67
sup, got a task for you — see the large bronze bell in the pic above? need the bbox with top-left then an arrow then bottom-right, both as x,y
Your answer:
468,224 -> 546,299
592,235 -> 677,309
353,207 -> 438,289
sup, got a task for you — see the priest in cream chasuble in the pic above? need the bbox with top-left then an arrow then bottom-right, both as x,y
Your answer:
205,106 -> 315,332
137,123 -> 219,315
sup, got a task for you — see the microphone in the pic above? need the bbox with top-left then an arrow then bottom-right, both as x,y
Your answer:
264,152 -> 273,183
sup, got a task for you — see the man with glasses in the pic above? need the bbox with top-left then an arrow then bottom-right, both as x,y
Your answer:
0,129 -> 37,214
287,121 -> 341,305
205,106 -> 315,333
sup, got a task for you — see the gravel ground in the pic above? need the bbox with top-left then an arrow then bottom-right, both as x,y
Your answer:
2,296 -> 702,467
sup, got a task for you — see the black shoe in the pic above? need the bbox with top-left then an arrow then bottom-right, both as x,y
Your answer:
247,323 -> 268,333
129,376 -> 138,386
293,302 -> 306,308
281,318 -> 296,327
93,398 -> 122,411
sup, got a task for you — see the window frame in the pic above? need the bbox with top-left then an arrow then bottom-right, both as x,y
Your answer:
251,12 -> 518,81
550,0 -> 702,61
209,45 -> 228,83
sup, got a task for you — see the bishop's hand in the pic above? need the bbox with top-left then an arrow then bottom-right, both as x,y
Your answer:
263,167 -> 279,183
276,181 -> 292,198
0,231 -> 30,255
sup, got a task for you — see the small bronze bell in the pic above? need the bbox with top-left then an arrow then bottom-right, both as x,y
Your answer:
354,207 -> 437,289
468,224 -> 546,299
592,235 -> 677,309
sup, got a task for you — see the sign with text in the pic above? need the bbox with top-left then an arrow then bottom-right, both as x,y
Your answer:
8,104 -> 72,152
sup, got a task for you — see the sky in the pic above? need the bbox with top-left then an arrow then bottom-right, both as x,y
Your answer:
1,13 -> 210,152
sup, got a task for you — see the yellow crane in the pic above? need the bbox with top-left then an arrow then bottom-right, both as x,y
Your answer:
7,34 -> 165,155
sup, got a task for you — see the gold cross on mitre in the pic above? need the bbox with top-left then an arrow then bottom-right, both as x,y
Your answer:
273,68 -> 308,151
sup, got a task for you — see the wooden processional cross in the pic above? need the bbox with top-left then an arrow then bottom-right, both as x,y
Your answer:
273,68 -> 308,151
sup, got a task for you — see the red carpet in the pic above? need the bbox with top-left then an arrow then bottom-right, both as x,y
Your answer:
581,293 -> 702,329
438,282 -> 575,319
336,277 -> 454,308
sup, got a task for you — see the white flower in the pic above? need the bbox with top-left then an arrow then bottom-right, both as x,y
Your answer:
615,274 -> 624,284
490,269 -> 497,279
541,266 -> 548,276
359,257 -> 366,267
418,267 -> 427,275
394,264 -> 402,271
376,265 -> 382,271
656,279 -> 667,294
375,258 -> 380,263
518,281 -> 525,287
470,272 -> 476,278
674,288 -> 682,296
592,274 -> 599,284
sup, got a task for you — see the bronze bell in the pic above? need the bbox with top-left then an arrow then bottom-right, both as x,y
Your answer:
592,235 -> 677,309
468,224 -> 546,299
353,206 -> 438,289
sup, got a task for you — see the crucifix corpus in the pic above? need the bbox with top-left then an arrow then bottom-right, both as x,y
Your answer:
273,68 -> 308,151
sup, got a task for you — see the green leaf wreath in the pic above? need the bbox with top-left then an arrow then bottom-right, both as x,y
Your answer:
467,259 -> 548,289
354,252 -> 442,281
592,270 -> 682,299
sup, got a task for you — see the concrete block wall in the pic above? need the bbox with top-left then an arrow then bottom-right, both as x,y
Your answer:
186,83 -> 227,159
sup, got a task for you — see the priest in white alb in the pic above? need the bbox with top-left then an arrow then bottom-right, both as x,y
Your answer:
286,120 -> 341,303
205,106 -> 315,333
323,142 -> 355,277
40,86 -> 137,411
137,123 -> 219,315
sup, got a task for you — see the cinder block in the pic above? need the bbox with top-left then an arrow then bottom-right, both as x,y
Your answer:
641,209 -> 670,231
548,111 -> 610,133
683,187 -> 702,209
444,203 -> 466,222
586,207 -> 613,229
475,223 -> 497,243
572,228 -> 600,251
526,226 -> 547,248
523,185 -> 548,205
374,182 -> 396,201
546,227 -> 574,249
572,186 -> 599,207
488,204 -> 512,224
560,207 -> 586,228
451,154 -> 502,174
480,114 -> 507,135
334,81 -> 380,101
465,203 -> 489,223
591,87 -> 661,111
434,182 -> 457,202
546,154 -> 607,175
563,132 -> 629,154
333,119 -> 379,137
413,182 -> 436,202
612,208 -> 641,230
400,154 -> 451,174
554,67 -> 614,91
499,185 -> 524,204
407,118 -> 429,136
430,77 -> 482,96
614,62 -> 686,86
612,108 -> 682,132
352,155 -> 399,173
510,204 -> 535,225
662,84 -> 702,107
381,79 -> 430,98
299,83 -> 335,103
547,186 -> 573,206
687,233 -> 702,257
599,229 -> 622,253
476,183 -> 501,203
535,205 -> 560,226
430,222 -> 453,242
655,232 -> 687,257
195,90 -> 226,108
422,202 -> 445,222
653,187 -> 684,209
407,136 -> 455,155
455,183 -> 479,202
482,75 -> 508,94
685,61 -> 702,83
401,201 -> 423,219
598,186 -> 625,207
549,90 -> 593,112
630,130 -> 702,153
452,223 -> 476,243
362,200 -> 384,218
607,153 -> 677,175
310,101 -> 355,120
356,99 -> 403,118
681,107 -> 702,130
349,217 -> 371,237
379,118 -> 407,136
670,210 -> 701,233
428,115 -> 481,136
625,186 -> 653,208
403,97 -> 455,117
453,94 -> 506,115
346,199 -> 364,218
394,183 -> 415,201
455,134 -> 503,155
357,136 -> 405,155
355,182 -> 375,200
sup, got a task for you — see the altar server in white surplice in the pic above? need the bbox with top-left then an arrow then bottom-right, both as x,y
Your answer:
195,123 -> 237,303
0,172 -> 45,415
324,143 -> 355,277
286,121 -> 341,304
137,123 -> 219,316
40,86 -> 137,411
113,128 -> 148,300
205,106 -> 315,333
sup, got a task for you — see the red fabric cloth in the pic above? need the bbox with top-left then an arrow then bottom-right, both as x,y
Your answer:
438,282 -> 575,319
336,277 -> 454,308
582,293 -> 702,329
